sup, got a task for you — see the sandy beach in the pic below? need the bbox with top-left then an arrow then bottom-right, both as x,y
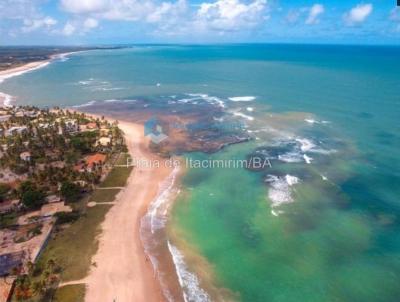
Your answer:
84,120 -> 173,302
0,60 -> 50,107
0,60 -> 50,82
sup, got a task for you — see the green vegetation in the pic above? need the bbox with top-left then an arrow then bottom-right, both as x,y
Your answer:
37,205 -> 112,282
11,259 -> 61,301
54,211 -> 80,225
100,166 -> 133,188
60,181 -> 81,203
19,181 -> 45,210
0,106 -> 131,301
90,188 -> 121,203
53,284 -> 85,302
0,182 -> 11,201
0,211 -> 17,227
115,152 -> 131,165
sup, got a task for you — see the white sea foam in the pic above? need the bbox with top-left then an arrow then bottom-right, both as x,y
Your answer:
185,93 -> 225,108
72,100 -> 96,108
52,53 -> 70,62
296,138 -> 316,152
103,99 -> 119,103
0,92 -> 15,107
213,117 -> 224,122
305,118 -> 317,124
320,174 -> 328,181
233,111 -> 254,121
265,174 -> 299,211
278,152 -> 303,163
228,96 -> 256,102
146,165 -> 179,234
140,166 -> 190,301
167,241 -> 210,302
305,118 -> 330,125
303,154 -> 313,164
246,107 -> 254,112
103,99 -> 136,103
78,80 -> 91,85
92,86 -> 124,91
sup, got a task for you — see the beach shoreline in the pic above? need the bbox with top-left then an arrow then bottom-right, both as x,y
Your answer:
0,50 -> 85,107
0,51 -> 188,300
0,60 -> 50,107
82,119 -> 180,302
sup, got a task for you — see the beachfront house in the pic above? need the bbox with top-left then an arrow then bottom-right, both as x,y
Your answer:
80,122 -> 98,132
0,115 -> 11,122
85,153 -> 107,172
97,137 -> 111,146
100,127 -> 110,136
19,151 -> 31,161
5,126 -> 27,137
64,119 -> 79,133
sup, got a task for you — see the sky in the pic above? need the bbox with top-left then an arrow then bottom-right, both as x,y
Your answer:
0,0 -> 399,45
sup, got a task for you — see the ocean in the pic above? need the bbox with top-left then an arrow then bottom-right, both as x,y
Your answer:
1,44 -> 400,302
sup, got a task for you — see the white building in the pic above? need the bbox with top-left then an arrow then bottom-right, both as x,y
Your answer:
20,151 -> 31,161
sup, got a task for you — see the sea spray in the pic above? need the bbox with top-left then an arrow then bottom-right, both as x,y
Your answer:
140,165 -> 195,301
228,96 -> 256,102
168,241 -> 211,302
265,174 -> 300,216
0,92 -> 15,107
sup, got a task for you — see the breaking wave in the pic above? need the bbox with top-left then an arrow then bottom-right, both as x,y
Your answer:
168,241 -> 211,302
265,174 -> 299,216
228,96 -> 256,102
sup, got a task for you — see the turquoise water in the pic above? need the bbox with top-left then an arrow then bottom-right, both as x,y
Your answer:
1,45 -> 400,301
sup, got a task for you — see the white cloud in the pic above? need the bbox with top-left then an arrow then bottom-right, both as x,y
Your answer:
285,9 -> 302,24
146,0 -> 187,23
59,0 -> 269,36
0,0 -> 41,20
83,17 -> 99,29
61,0 -> 158,21
305,4 -> 324,25
22,16 -> 57,33
389,7 -> 400,33
62,22 -> 76,35
61,0 -> 110,14
390,7 -> 400,21
196,0 -> 268,32
344,3 -> 373,25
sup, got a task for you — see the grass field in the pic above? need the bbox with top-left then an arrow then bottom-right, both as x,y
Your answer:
53,284 -> 85,302
90,188 -> 121,203
36,204 -> 112,282
100,166 -> 133,188
11,156 -> 134,301
115,152 -> 131,165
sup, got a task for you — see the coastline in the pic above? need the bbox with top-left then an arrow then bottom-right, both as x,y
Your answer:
0,60 -> 50,107
0,53 -> 189,301
0,50 -> 85,107
83,120 -> 179,302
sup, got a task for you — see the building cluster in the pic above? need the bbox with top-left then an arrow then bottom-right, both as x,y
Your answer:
0,106 -> 126,299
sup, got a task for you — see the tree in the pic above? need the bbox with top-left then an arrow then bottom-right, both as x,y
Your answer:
21,190 -> 45,209
19,181 -> 45,209
60,181 -> 81,202
0,183 -> 11,202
